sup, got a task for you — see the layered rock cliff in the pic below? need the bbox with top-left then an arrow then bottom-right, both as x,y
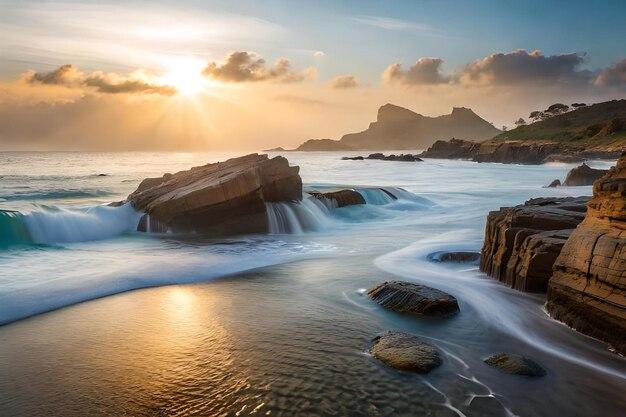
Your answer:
547,153 -> 626,354
127,154 -> 302,235
480,197 -> 589,292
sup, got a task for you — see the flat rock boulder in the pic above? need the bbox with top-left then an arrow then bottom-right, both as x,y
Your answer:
367,281 -> 459,317
370,331 -> 441,373
548,153 -> 626,354
127,153 -> 302,235
484,353 -> 546,377
342,153 -> 422,162
563,163 -> 609,186
545,179 -> 561,188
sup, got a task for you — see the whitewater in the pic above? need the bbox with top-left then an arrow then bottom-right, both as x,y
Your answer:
0,151 -> 624,417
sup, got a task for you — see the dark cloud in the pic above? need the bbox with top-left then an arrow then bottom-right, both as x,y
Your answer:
595,58 -> 626,86
383,58 -> 449,85
330,75 -> 357,89
202,51 -> 316,83
26,64 -> 176,95
461,50 -> 588,85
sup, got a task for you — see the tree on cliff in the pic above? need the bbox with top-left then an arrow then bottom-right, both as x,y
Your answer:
514,118 -> 526,127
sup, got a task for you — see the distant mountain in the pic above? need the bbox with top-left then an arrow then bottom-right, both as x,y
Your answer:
294,104 -> 501,151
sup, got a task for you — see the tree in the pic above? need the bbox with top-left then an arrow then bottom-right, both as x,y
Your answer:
571,102 -> 587,108
529,111 -> 544,122
545,103 -> 570,115
502,125 -> 508,131
514,118 -> 526,127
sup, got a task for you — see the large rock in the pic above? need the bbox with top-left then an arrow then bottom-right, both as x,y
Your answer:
480,197 -> 588,292
563,163 -> 609,186
370,331 -> 441,373
367,281 -> 459,317
342,153 -> 423,162
128,154 -> 302,235
547,153 -> 626,354
484,353 -> 546,377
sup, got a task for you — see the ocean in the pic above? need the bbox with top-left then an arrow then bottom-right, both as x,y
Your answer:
0,151 -> 623,417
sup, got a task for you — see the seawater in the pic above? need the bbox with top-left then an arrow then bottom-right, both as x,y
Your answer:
0,151 -> 623,417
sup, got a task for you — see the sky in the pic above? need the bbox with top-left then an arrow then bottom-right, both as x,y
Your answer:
1,0 -> 626,151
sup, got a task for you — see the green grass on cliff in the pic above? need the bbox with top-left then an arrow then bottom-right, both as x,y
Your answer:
493,99 -> 626,149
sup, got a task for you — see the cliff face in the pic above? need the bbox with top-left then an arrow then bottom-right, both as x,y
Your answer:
547,153 -> 626,354
480,197 -> 588,292
294,104 -> 500,151
128,154 -> 302,235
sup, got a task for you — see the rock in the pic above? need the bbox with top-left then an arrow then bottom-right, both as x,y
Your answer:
295,138 -> 356,151
480,197 -> 588,292
343,153 -> 422,162
484,353 -> 546,377
367,281 -> 459,317
547,153 -> 626,354
127,154 -> 302,235
563,163 -> 609,186
542,154 -> 585,163
428,251 -> 480,264
309,189 -> 366,208
370,331 -> 441,373
546,179 -> 561,188
418,138 -> 478,159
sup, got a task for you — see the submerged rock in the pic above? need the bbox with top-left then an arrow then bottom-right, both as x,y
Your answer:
308,189 -> 366,208
563,163 -> 609,186
370,331 -> 441,373
127,153 -> 302,235
429,251 -> 480,264
367,281 -> 459,317
484,353 -> 546,377
548,153 -> 626,355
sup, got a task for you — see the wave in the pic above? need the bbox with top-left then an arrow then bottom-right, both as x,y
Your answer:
0,204 -> 142,247
0,189 -> 114,202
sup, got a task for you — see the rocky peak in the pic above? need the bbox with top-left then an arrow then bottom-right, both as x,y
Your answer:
376,103 -> 422,123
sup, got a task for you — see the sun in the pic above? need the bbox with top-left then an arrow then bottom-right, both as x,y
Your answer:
161,59 -> 207,96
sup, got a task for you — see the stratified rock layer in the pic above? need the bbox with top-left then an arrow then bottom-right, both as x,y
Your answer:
128,154 -> 302,235
370,331 -> 441,373
547,153 -> 626,354
480,197 -> 588,292
367,281 -> 459,317
308,189 -> 366,208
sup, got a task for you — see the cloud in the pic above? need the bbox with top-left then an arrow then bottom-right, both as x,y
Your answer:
313,51 -> 325,57
330,75 -> 358,89
26,64 -> 177,95
353,15 -> 434,33
460,49 -> 588,85
202,51 -> 316,83
383,58 -> 450,85
595,58 -> 626,86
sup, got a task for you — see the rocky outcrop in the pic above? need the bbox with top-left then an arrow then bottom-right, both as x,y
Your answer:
563,163 -> 609,186
295,139 -> 356,152
370,331 -> 441,373
480,197 -> 589,292
308,189 -> 366,208
547,153 -> 626,354
342,153 -> 423,162
484,353 -> 546,377
419,138 -> 623,165
128,154 -> 302,235
367,281 -> 459,317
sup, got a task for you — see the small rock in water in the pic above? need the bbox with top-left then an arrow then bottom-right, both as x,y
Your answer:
370,331 -> 441,373
545,179 -> 561,188
484,353 -> 546,377
429,251 -> 480,264
367,280 -> 459,317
